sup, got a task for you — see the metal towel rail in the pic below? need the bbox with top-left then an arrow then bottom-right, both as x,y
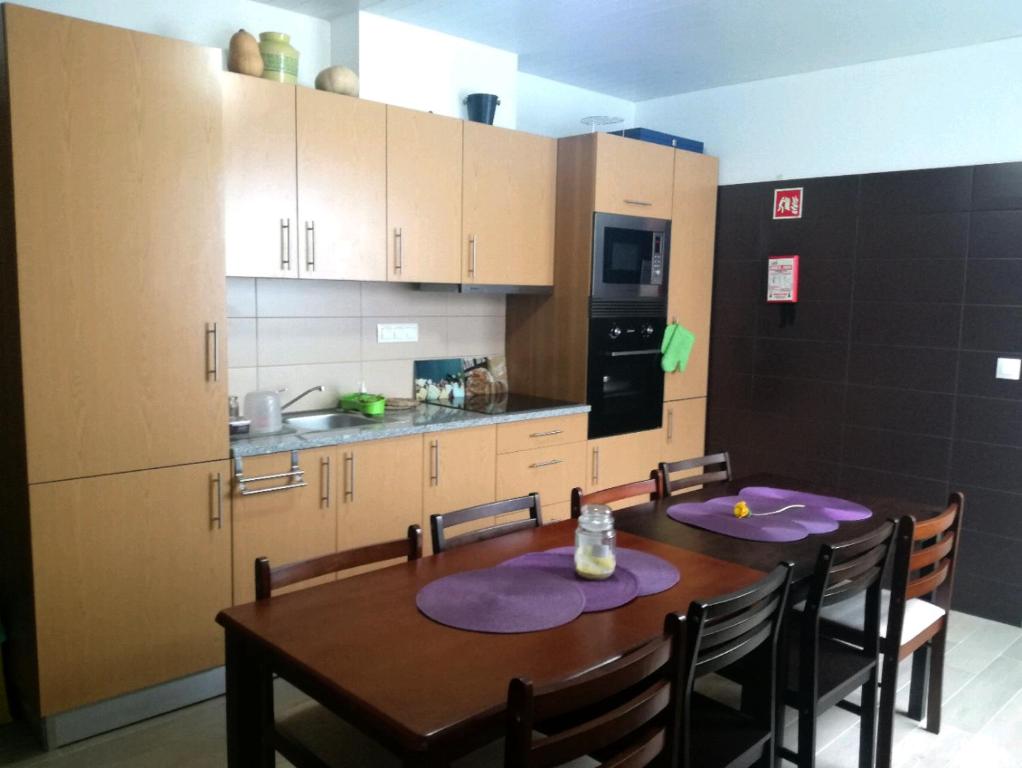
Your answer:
234,450 -> 307,496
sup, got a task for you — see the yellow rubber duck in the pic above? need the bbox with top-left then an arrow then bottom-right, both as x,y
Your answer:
733,500 -> 750,519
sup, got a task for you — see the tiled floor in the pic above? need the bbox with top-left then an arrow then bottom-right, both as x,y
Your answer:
1,611 -> 1019,767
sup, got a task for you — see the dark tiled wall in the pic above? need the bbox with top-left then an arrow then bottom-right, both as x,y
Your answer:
707,162 -> 1022,626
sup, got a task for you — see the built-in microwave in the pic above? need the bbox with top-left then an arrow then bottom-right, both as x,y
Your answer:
591,213 -> 671,300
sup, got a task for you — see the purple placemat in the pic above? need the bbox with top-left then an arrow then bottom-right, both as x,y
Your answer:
546,547 -> 681,596
499,552 -> 640,612
739,487 -> 873,521
416,567 -> 584,633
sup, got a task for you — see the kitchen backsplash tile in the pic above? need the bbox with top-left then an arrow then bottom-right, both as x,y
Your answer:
225,279 -> 505,413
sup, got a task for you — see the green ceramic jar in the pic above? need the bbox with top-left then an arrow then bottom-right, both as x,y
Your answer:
259,32 -> 299,84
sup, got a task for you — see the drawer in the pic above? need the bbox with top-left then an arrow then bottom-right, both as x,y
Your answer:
496,442 -> 586,505
496,413 -> 587,454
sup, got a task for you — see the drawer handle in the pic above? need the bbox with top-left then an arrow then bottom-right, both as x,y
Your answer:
322,456 -> 331,507
234,452 -> 306,496
592,446 -> 600,485
624,199 -> 653,207
530,459 -> 564,469
529,429 -> 563,438
667,408 -> 674,443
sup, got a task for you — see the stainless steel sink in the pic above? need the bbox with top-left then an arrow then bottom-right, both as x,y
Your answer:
283,411 -> 376,431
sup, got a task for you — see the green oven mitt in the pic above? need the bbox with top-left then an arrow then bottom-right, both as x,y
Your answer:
661,322 -> 695,373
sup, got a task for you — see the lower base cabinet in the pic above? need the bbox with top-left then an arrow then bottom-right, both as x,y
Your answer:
422,426 -> 497,553
29,460 -> 231,716
661,398 -> 707,467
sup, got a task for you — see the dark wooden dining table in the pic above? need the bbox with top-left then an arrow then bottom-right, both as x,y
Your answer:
215,473 -> 934,767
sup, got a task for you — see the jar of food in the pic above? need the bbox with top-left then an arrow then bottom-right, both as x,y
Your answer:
574,504 -> 616,580
259,32 -> 299,84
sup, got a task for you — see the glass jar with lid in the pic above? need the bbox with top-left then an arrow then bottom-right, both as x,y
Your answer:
574,504 -> 616,580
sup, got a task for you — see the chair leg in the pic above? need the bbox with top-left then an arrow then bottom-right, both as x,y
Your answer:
875,650 -> 899,768
858,669 -> 878,768
907,645 -> 930,722
797,705 -> 816,768
925,629 -> 947,734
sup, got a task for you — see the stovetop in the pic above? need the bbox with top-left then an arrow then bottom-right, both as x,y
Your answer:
427,393 -> 581,415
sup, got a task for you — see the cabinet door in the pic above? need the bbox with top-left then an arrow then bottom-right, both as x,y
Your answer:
231,448 -> 336,605
462,123 -> 556,286
586,429 -> 662,506
222,73 -> 298,278
423,425 -> 497,531
297,89 -> 386,281
665,152 -> 719,401
660,398 -> 707,468
29,460 -> 231,716
593,133 -> 675,219
7,7 -> 228,483
339,436 -> 423,570
386,106 -> 462,283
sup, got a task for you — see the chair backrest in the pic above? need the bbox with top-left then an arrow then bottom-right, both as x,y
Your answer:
431,493 -> 543,553
906,492 -> 964,609
659,451 -> 732,496
505,615 -> 679,768
254,524 -> 422,600
570,469 -> 661,518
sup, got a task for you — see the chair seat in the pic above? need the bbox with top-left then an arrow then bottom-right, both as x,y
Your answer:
817,589 -> 946,647
783,627 -> 877,712
690,691 -> 771,768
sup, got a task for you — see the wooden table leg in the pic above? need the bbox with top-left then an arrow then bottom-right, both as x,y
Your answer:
225,630 -> 275,767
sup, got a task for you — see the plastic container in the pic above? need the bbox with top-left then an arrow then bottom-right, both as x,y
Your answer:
574,504 -> 616,580
259,32 -> 299,84
339,392 -> 386,416
244,390 -> 282,434
464,93 -> 500,125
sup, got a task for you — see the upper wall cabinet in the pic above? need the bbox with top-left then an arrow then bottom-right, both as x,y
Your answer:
593,132 -> 675,219
7,6 -> 228,483
386,106 -> 463,283
462,123 -> 556,286
296,89 -> 386,281
223,74 -> 298,278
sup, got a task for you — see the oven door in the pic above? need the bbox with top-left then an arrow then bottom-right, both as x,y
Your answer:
587,317 -> 666,439
592,213 -> 670,300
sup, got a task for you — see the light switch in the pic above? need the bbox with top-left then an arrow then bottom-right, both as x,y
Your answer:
995,357 -> 1021,380
377,322 -> 419,343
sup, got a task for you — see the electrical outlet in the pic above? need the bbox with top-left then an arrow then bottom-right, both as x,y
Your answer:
377,323 -> 419,343
995,357 -> 1021,381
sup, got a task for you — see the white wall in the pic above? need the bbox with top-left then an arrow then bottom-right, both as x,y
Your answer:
516,72 -> 636,138
635,37 -> 1022,185
14,0 -> 331,86
356,12 -> 519,129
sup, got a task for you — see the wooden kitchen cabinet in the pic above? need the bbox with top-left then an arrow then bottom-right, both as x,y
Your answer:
462,122 -> 556,286
296,89 -> 387,281
593,132 -> 675,219
7,5 -> 228,484
222,73 -> 298,279
660,398 -> 708,469
423,426 -> 497,551
496,442 -> 586,507
29,460 -> 231,716
231,448 -> 336,605
664,151 -> 718,402
386,106 -> 463,283
586,429 -> 662,502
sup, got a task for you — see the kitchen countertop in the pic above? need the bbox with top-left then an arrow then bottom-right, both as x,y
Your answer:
230,401 -> 591,458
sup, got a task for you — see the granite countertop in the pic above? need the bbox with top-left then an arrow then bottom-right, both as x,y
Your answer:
230,402 -> 591,458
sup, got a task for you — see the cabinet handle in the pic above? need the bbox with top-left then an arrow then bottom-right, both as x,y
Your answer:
624,199 -> 653,207
394,227 -> 403,273
322,456 -> 331,507
205,322 -> 219,382
667,408 -> 674,443
210,472 -> 223,529
529,429 -> 563,438
592,446 -> 600,485
530,458 -> 564,469
344,452 -> 355,501
468,235 -> 477,277
429,440 -> 439,486
305,221 -> 316,272
280,218 -> 291,271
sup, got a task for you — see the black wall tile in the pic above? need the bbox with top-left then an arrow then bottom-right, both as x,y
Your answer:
956,486 -> 1022,540
972,162 -> 1022,211
838,467 -> 948,507
842,426 -> 951,480
961,305 -> 1022,351
854,259 -> 965,304
954,571 -> 1022,625
951,440 -> 1022,495
965,260 -> 1022,306
857,213 -> 969,260
957,530 -> 1022,586
708,336 -> 756,376
710,299 -> 758,338
957,351 -> 1022,401
847,345 -> 958,392
851,302 -> 961,349
860,167 -> 973,214
969,210 -> 1022,259
713,260 -> 762,304
797,259 -> 854,302
845,385 -> 954,437
955,396 -> 1022,448
739,411 -> 843,462
729,446 -> 843,488
753,338 -> 847,381
749,376 -> 846,421
757,301 -> 850,343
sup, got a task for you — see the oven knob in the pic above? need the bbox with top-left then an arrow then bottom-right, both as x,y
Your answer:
641,323 -> 654,338
608,325 -> 622,340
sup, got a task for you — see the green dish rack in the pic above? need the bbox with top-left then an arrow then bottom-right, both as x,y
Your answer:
339,392 -> 386,416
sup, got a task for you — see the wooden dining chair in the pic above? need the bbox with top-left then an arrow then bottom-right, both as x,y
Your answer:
253,525 -> 422,768
569,470 -> 661,518
506,563 -> 793,768
659,451 -> 732,496
431,493 -> 543,553
819,493 -> 965,768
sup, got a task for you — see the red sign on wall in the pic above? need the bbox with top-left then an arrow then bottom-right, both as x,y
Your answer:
767,255 -> 799,303
773,187 -> 803,219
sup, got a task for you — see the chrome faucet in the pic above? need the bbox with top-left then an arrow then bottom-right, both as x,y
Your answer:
281,385 -> 325,411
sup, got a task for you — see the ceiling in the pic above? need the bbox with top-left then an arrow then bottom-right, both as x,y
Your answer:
260,0 -> 1022,101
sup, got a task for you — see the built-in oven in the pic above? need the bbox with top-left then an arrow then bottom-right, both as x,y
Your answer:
586,309 -> 667,439
591,213 -> 670,300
